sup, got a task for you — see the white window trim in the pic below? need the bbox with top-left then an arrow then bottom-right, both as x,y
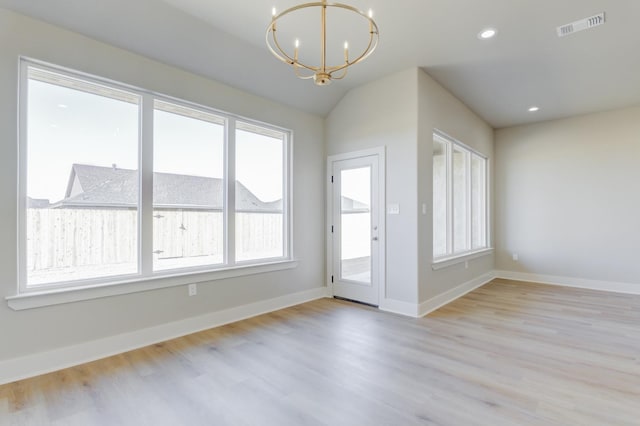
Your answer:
13,57 -> 294,303
432,248 -> 493,271
432,129 -> 490,263
7,260 -> 298,310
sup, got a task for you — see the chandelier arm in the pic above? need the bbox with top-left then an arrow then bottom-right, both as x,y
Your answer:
330,67 -> 348,80
267,26 -> 321,73
327,24 -> 379,74
266,27 -> 296,66
293,64 -> 317,80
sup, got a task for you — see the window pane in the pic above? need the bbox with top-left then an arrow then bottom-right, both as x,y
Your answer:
452,145 -> 469,253
471,154 -> 487,249
26,68 -> 140,286
153,101 -> 225,271
235,123 -> 285,262
341,167 -> 371,283
433,138 -> 448,257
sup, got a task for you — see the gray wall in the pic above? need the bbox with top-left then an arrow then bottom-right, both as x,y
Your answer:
326,68 -> 495,306
417,70 -> 495,301
495,106 -> 640,285
0,9 -> 325,362
326,68 -> 419,304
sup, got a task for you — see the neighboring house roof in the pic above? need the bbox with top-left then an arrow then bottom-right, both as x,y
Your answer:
53,164 -> 283,212
341,197 -> 369,213
27,197 -> 50,209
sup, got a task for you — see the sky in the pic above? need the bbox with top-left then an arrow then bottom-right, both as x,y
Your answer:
27,78 -> 284,203
341,166 -> 370,205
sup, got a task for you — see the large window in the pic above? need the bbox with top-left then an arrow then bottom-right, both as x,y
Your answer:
433,131 -> 487,260
19,60 -> 291,292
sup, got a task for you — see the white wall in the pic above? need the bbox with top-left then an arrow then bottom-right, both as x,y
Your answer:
417,70 -> 495,302
326,68 -> 419,304
0,9 -> 325,364
495,106 -> 640,285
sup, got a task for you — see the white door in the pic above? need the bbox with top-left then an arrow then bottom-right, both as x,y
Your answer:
329,150 -> 384,306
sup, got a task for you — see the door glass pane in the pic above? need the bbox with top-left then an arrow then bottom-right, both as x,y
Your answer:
341,167 -> 371,283
433,138 -> 448,257
25,68 -> 140,286
471,154 -> 487,249
153,101 -> 225,271
453,146 -> 469,253
235,122 -> 285,262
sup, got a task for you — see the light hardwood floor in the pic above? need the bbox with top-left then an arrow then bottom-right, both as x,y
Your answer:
1,279 -> 640,425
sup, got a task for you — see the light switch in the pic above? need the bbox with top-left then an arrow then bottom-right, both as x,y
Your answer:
388,204 -> 400,215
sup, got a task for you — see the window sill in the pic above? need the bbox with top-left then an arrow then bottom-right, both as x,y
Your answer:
432,248 -> 493,271
6,259 -> 298,311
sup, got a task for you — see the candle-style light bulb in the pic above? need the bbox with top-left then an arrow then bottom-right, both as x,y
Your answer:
295,39 -> 300,48
272,7 -> 277,17
344,41 -> 349,50
368,9 -> 373,18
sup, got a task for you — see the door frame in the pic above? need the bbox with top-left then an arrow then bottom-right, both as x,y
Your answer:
326,147 -> 386,304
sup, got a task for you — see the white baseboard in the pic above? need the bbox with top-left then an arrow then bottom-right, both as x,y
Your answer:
379,272 -> 496,318
0,287 -> 327,386
418,272 -> 496,317
494,270 -> 640,295
379,298 -> 420,317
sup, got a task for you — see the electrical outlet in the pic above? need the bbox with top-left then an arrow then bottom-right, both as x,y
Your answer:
512,253 -> 519,261
188,283 -> 197,296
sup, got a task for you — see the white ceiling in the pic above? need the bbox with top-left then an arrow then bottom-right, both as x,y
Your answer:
1,0 -> 639,128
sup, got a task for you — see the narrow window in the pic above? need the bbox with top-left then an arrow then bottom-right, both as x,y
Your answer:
432,137 -> 448,258
471,153 -> 487,250
452,145 -> 470,252
235,122 -> 286,262
153,101 -> 225,271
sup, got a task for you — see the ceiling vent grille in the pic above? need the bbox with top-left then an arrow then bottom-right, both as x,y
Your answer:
557,12 -> 605,37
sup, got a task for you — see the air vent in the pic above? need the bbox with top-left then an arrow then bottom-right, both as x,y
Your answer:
557,12 -> 605,37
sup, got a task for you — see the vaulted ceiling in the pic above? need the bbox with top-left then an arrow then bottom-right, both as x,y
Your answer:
1,0 -> 639,128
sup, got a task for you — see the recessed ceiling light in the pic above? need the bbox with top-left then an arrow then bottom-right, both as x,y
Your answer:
57,104 -> 68,109
528,106 -> 540,112
478,28 -> 497,40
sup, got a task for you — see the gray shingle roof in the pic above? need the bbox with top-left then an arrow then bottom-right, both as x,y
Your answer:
27,197 -> 50,209
54,164 -> 282,212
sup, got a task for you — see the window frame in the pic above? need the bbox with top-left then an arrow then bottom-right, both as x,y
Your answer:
432,130 -> 489,264
17,57 -> 293,297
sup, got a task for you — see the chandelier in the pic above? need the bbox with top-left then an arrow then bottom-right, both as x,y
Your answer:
266,1 -> 379,86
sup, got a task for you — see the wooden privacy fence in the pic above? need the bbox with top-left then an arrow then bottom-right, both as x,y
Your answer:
26,208 -> 283,272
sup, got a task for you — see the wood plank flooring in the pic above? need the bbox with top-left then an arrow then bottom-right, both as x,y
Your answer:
1,279 -> 640,425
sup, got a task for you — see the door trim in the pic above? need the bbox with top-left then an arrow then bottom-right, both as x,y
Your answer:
326,147 -> 386,304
